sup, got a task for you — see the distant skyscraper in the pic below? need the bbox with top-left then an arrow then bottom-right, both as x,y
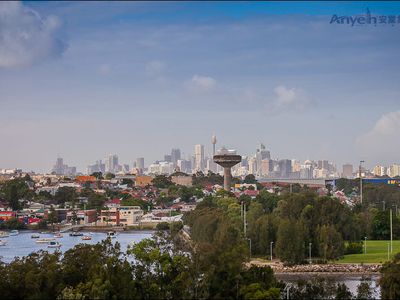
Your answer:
136,157 -> 145,170
171,148 -> 181,165
51,157 -> 76,176
278,159 -> 292,178
106,154 -> 119,173
342,164 -> 353,178
194,144 -> 205,172
164,154 -> 172,162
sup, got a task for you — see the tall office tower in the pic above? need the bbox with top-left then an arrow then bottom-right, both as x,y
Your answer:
261,159 -> 271,177
342,164 -> 353,178
171,148 -> 181,165
52,157 -> 65,174
194,144 -> 205,172
105,154 -> 119,173
255,143 -> 270,175
164,154 -> 172,162
278,159 -> 292,178
136,157 -> 145,170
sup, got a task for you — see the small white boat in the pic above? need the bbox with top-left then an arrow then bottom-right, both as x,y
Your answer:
40,231 -> 48,234
47,241 -> 61,248
31,234 -> 40,239
10,230 -> 19,236
107,231 -> 117,238
54,233 -> 63,238
0,231 -> 9,238
81,235 -> 92,240
0,240 -> 7,246
36,238 -> 55,244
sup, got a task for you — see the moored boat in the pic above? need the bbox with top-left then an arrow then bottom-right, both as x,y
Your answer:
69,232 -> 83,237
81,235 -> 92,240
36,238 -> 55,244
107,231 -> 117,238
54,233 -> 63,238
0,231 -> 9,238
47,241 -> 61,248
0,240 -> 7,246
10,230 -> 19,236
31,234 -> 40,239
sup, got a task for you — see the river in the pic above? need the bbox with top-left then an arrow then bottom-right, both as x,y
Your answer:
0,230 -> 154,263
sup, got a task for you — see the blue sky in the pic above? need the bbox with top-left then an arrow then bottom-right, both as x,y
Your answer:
1,1 -> 400,173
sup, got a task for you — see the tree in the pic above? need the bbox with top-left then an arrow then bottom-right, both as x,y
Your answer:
152,175 -> 174,189
105,172 -> 115,180
244,174 -> 257,184
317,224 -> 344,261
380,253 -> 400,299
47,206 -> 58,231
275,219 -> 306,264
54,187 -> 76,206
91,172 -> 103,180
9,184 -> 20,210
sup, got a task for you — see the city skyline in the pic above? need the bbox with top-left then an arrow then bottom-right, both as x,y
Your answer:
1,2 -> 400,172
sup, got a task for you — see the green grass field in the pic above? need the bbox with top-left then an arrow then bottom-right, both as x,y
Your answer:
336,240 -> 400,264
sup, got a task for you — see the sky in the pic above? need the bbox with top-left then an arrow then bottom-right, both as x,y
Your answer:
0,1 -> 400,173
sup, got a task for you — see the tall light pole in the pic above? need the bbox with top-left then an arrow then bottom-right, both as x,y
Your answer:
243,203 -> 247,238
270,241 -> 274,261
359,160 -> 365,205
309,242 -> 312,264
390,208 -> 393,253
388,242 -> 390,261
364,236 -> 367,254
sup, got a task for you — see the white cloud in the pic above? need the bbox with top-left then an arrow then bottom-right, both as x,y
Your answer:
356,111 -> 400,163
266,85 -> 310,114
0,1 -> 66,68
188,74 -> 216,90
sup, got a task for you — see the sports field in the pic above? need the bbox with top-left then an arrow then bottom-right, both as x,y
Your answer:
337,240 -> 400,264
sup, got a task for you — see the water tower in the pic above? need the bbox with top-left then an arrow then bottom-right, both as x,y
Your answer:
213,147 -> 241,191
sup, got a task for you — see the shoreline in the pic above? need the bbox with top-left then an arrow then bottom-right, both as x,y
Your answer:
4,228 -> 156,234
249,260 -> 381,274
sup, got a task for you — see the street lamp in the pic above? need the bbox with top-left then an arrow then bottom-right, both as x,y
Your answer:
359,160 -> 365,204
270,241 -> 274,261
309,242 -> 312,264
364,237 -> 367,254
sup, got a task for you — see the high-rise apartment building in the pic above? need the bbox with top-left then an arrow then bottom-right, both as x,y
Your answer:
389,164 -> 400,177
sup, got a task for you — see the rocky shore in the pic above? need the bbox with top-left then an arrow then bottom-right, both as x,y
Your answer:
249,260 -> 381,274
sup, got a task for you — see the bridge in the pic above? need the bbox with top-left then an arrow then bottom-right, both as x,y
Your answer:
258,178 -> 334,187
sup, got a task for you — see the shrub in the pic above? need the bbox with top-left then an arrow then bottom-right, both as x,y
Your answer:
345,241 -> 363,254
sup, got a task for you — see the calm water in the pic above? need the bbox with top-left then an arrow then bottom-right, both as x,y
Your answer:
0,230 -> 154,263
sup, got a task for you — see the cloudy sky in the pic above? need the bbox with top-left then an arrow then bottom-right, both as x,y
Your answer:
1,1 -> 400,173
